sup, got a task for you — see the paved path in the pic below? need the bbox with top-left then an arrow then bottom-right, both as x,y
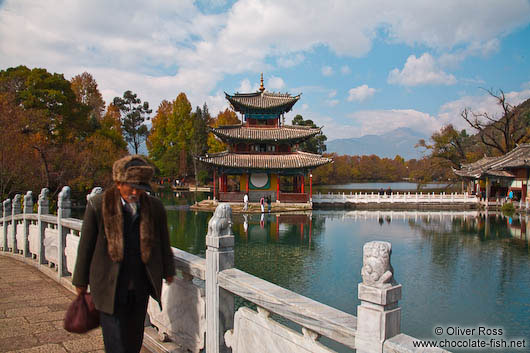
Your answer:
0,255 -> 152,353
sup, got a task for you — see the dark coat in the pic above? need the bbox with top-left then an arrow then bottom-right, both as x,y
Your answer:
72,186 -> 175,314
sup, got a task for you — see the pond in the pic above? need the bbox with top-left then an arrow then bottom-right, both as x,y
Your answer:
164,193 -> 529,352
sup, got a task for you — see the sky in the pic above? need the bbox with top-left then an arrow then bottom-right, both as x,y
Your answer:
1,0 -> 530,142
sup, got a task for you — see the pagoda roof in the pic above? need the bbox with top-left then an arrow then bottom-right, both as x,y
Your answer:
453,144 -> 530,178
198,151 -> 332,171
225,91 -> 300,114
211,125 -> 321,143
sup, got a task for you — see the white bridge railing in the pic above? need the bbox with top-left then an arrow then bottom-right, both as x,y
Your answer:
313,191 -> 478,204
0,186 -> 449,353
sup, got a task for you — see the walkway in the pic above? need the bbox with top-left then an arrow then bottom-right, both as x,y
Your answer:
0,255 -> 152,353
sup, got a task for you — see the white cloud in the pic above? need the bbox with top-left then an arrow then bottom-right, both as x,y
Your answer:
348,85 -> 376,102
325,99 -> 339,107
238,79 -> 252,92
321,66 -> 334,76
388,53 -> 457,86
276,53 -> 305,68
328,90 -> 337,98
1,0 -> 529,112
267,76 -> 285,90
341,65 -> 352,74
349,109 -> 440,136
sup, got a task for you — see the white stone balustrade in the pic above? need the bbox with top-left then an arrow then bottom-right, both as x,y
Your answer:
314,191 -> 478,205
0,187 -> 450,353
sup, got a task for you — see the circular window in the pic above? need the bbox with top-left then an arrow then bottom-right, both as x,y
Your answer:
250,173 -> 269,188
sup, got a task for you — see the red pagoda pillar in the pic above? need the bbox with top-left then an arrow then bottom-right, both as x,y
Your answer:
301,175 -> 305,193
246,173 -> 249,193
276,174 -> 280,201
310,173 -> 313,201
213,169 -> 216,200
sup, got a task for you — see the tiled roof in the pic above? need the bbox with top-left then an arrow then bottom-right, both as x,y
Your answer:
453,144 -> 530,178
198,151 -> 332,170
225,91 -> 300,113
211,125 -> 321,143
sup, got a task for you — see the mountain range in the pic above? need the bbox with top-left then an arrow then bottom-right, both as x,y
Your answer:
325,127 -> 428,160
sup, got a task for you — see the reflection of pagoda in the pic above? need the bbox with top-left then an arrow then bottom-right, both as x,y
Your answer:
199,74 -> 332,203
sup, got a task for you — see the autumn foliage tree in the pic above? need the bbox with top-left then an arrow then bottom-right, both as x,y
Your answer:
0,66 -> 127,200
147,93 -> 206,178
207,109 -> 240,153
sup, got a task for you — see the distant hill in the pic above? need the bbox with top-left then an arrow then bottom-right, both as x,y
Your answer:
326,127 -> 428,160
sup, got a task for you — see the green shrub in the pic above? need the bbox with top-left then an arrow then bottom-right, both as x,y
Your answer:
501,202 -> 515,215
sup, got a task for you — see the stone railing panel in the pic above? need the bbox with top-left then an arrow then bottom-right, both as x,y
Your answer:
218,267 -> 357,349
44,226 -> 58,266
28,222 -> 40,257
65,231 -> 79,274
7,222 -> 14,250
225,307 -> 334,353
147,276 -> 206,352
15,219 -> 24,253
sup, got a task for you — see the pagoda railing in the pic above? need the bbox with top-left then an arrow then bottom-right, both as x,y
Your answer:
1,187 -> 450,353
278,192 -> 309,203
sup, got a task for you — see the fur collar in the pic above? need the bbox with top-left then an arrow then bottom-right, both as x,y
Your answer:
102,186 -> 154,263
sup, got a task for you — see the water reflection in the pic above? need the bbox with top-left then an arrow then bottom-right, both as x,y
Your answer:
165,206 -> 529,352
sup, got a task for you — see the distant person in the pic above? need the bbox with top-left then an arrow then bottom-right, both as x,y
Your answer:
509,190 -> 513,201
379,188 -> 384,196
243,193 -> 249,211
386,187 -> 392,195
266,195 -> 272,213
260,196 -> 265,213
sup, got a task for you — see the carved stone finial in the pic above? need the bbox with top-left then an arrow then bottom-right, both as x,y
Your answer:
38,188 -> 49,215
23,191 -> 33,214
3,199 -> 11,216
207,203 -> 232,238
39,188 -> 49,203
361,241 -> 395,288
12,194 -> 22,215
87,187 -> 103,201
58,186 -> 71,218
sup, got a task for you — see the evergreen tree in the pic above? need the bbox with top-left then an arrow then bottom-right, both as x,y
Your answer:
113,90 -> 152,154
292,114 -> 327,154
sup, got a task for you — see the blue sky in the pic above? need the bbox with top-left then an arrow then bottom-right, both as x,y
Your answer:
1,0 -> 529,141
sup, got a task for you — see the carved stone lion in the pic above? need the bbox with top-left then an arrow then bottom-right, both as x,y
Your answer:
361,241 -> 395,288
207,203 -> 232,238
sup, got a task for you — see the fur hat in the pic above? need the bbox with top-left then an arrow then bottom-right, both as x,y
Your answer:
112,155 -> 154,190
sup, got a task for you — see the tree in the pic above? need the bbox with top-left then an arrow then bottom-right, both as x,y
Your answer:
416,125 -> 474,168
207,109 -> 240,153
113,90 -> 152,154
70,72 -> 105,121
190,104 -> 211,189
0,66 -> 90,193
291,114 -> 327,154
147,93 -> 196,177
461,89 -> 530,155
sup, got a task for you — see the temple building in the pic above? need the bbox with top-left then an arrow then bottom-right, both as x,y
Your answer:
453,144 -> 530,201
198,75 -> 332,203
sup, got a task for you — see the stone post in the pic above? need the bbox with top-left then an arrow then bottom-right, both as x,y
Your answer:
11,194 -> 21,253
37,188 -> 49,264
206,204 -> 235,353
87,187 -> 103,202
2,199 -> 11,252
57,186 -> 71,277
356,241 -> 402,353
22,191 -> 33,256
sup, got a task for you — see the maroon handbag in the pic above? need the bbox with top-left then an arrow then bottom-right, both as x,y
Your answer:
64,292 -> 100,333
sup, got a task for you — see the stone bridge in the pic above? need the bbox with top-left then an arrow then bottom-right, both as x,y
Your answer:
1,187 -> 450,353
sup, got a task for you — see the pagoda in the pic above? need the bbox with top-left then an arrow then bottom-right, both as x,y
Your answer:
199,74 -> 332,203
